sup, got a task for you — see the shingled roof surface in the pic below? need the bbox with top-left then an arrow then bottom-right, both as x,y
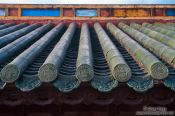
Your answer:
0,22 -> 175,93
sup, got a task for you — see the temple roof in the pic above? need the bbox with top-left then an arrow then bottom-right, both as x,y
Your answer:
0,21 -> 174,93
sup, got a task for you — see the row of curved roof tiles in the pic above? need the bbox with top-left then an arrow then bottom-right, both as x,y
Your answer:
0,22 -> 175,93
